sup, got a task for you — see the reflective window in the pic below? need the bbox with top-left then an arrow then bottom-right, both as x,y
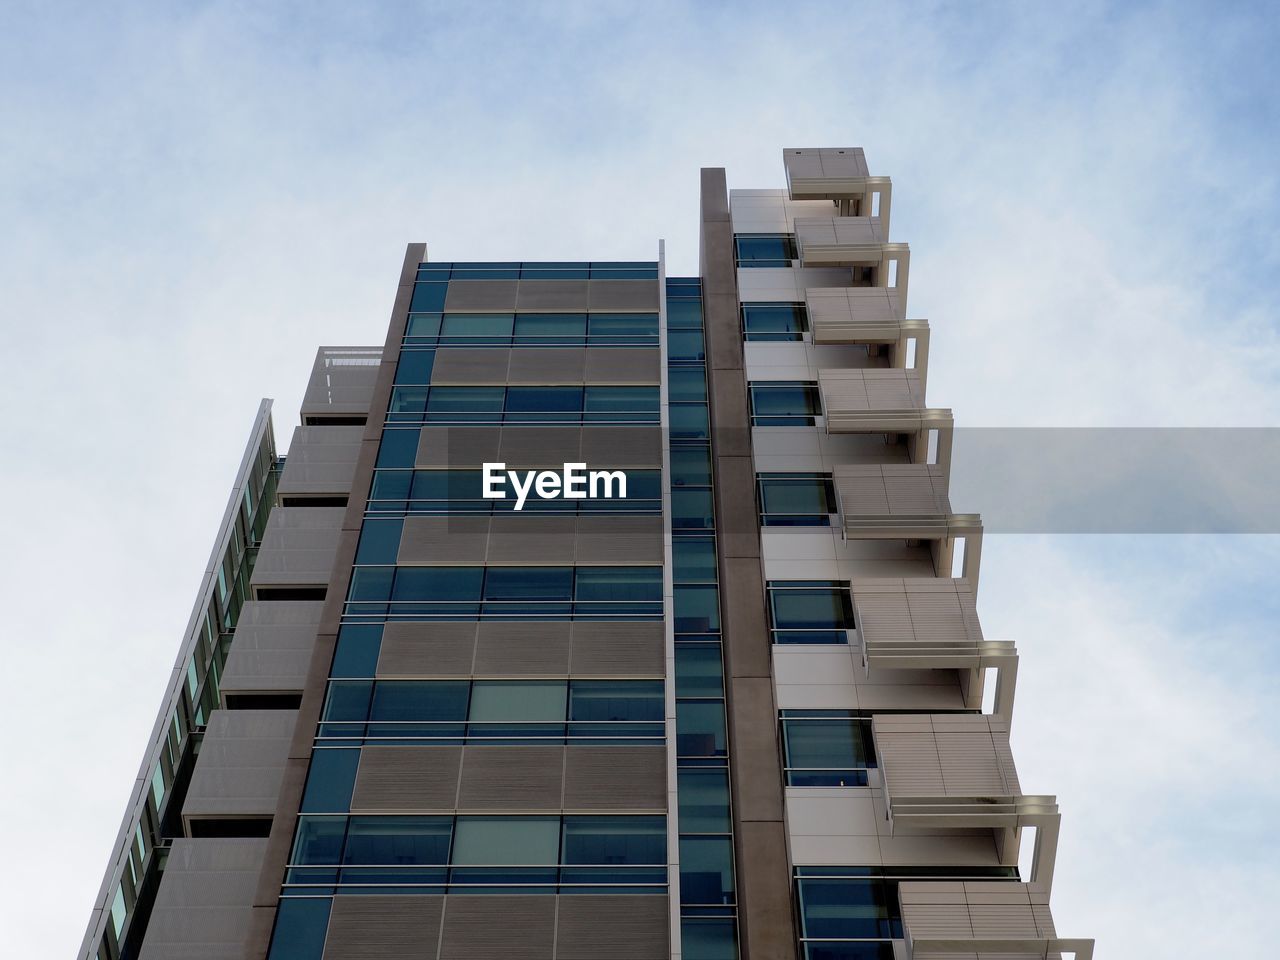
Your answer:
677,768 -> 731,833
749,382 -> 822,426
767,581 -> 854,644
453,816 -> 559,864
781,711 -> 876,786
742,303 -> 807,341
757,473 -> 836,526
734,234 -> 797,268
680,836 -> 736,905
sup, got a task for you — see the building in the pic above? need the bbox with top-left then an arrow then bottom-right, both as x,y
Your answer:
82,148 -> 1093,960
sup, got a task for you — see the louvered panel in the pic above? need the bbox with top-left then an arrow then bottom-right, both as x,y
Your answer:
862,369 -> 923,407
457,746 -> 564,810
555,896 -> 669,960
575,515 -> 663,564
584,348 -> 661,384
378,622 -> 477,677
507,348 -> 586,384
515,279 -> 589,312
569,622 -> 664,675
854,590 -> 917,643
497,426 -> 583,467
350,747 -> 461,812
835,469 -> 892,514
967,902 -> 1041,939
399,516 -> 490,564
486,515 -> 576,564
563,746 -> 666,811
579,426 -> 663,468
416,426 -> 501,468
877,728 -> 945,795
937,731 -> 1013,796
430,348 -> 512,384
439,895 -> 556,960
902,903 -> 975,937
322,895 -> 445,960
473,622 -> 571,675
443,280 -> 518,312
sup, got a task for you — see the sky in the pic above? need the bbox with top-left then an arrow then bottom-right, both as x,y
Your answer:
1,1 -> 1278,955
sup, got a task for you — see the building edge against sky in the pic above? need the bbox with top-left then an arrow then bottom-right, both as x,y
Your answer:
83,148 -> 1095,960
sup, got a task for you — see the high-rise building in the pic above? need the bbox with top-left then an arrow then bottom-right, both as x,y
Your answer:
82,148 -> 1093,960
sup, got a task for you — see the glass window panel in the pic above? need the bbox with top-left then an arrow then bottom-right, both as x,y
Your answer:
440,314 -> 514,338
583,386 -> 659,413
677,768 -> 732,833
679,836 -> 736,904
574,567 -> 662,602
671,490 -> 715,529
513,313 -> 586,339
797,877 -> 900,939
405,312 -> 442,338
389,386 -> 429,415
666,299 -> 704,328
667,367 -> 707,402
392,567 -> 484,601
267,897 -> 332,960
369,470 -> 412,506
742,303 -> 807,341
675,585 -> 721,632
569,680 -> 663,721
770,588 -> 853,630
783,717 -> 870,784
348,567 -> 394,602
562,815 -> 665,864
677,701 -> 727,757
410,282 -> 448,312
469,681 -> 567,722
669,329 -> 706,361
588,313 -> 658,339
670,404 -> 710,440
369,681 -> 471,721
672,537 -> 717,582
322,681 -> 372,722
426,386 -> 506,413
301,749 -> 360,813
330,624 -> 383,678
355,518 -> 404,565
452,816 -> 560,864
343,816 -> 452,864
680,918 -> 738,960
505,386 -> 584,412
291,816 -> 347,864
674,645 -> 723,698
483,567 -> 574,600
375,429 -> 421,469
734,234 -> 797,266
670,446 -> 712,486
395,350 -> 435,384
750,384 -> 821,420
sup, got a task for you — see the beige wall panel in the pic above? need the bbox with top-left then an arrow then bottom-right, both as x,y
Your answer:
569,622 -> 665,675
322,895 -> 445,960
586,280 -> 660,312
416,426 -> 502,468
554,896 -> 669,960
473,622 -> 572,675
430,348 -> 512,384
515,280 -> 589,311
562,746 -> 666,811
457,746 -> 565,810
398,516 -> 490,563
377,622 -> 478,677
439,895 -> 556,960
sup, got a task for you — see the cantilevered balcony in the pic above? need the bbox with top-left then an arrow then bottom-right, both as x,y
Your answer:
851,577 -> 1017,718
898,881 -> 1094,958
833,463 -> 982,584
807,287 -> 929,387
783,147 -> 893,231
872,714 -> 1061,888
793,216 -> 910,305
818,368 -> 952,451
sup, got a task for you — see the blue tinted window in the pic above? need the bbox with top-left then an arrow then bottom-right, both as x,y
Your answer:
749,383 -> 821,425
369,470 -> 412,510
781,712 -> 875,786
355,518 -> 403,565
584,386 -> 660,417
330,624 -> 383,677
674,645 -> 723,697
589,313 -> 658,341
672,490 -> 715,530
440,314 -> 514,339
405,312 -> 442,338
668,367 -> 707,402
569,680 -> 663,721
670,447 -> 712,487
484,567 -> 574,600
677,701 -> 727,757
742,303 -> 807,341
797,876 -> 901,940
562,815 -> 666,864
343,816 -> 452,864
393,567 -> 484,601
734,234 -> 797,268
395,349 -> 435,384
389,386 -> 429,415
669,329 -> 706,361
505,386 -> 584,414
348,567 -> 394,602
369,682 -> 471,721
322,681 -> 373,722
681,918 -> 738,960
291,816 -> 347,864
673,537 -> 717,582
679,836 -> 736,904
267,897 -> 332,960
375,429 -> 420,469
670,404 -> 710,439
757,473 -> 836,526
513,313 -> 586,340
768,583 -> 853,643
300,749 -> 360,813
666,299 -> 704,328
575,567 -> 662,602
426,386 -> 506,414
410,282 -> 448,312
675,585 -> 720,632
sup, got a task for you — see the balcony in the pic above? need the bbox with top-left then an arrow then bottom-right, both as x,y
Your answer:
818,368 -> 952,448
833,463 -> 982,584
793,216 -> 910,305
783,148 -> 893,230
851,577 -> 1017,718
807,287 -> 929,386
872,714 -> 1061,888
898,881 -> 1094,958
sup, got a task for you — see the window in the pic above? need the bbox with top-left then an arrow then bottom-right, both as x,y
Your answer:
387,385 -> 661,424
780,711 -> 876,786
742,302 -> 808,341
767,581 -> 853,644
749,382 -> 821,426
317,679 -> 663,744
285,814 -> 668,894
367,469 -> 661,515
734,234 -> 798,268
402,308 -> 660,347
757,473 -> 837,526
